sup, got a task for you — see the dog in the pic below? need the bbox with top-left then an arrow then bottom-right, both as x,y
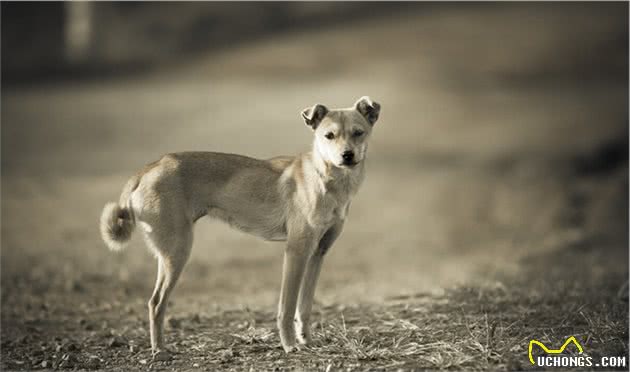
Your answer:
100,96 -> 381,358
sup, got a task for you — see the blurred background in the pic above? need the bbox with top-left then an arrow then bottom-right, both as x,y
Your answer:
1,1 -> 628,368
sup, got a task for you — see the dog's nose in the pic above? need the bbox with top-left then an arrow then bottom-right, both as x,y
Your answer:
342,151 -> 354,162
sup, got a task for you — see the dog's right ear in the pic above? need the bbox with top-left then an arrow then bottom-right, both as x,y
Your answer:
354,96 -> 380,126
301,104 -> 328,130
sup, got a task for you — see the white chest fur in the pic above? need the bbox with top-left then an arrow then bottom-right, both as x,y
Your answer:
299,171 -> 361,229
281,153 -> 364,231
305,193 -> 350,228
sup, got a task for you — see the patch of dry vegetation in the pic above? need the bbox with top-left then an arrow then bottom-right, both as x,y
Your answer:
3,240 -> 626,371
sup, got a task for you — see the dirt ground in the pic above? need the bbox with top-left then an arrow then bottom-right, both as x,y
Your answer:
2,5 -> 628,371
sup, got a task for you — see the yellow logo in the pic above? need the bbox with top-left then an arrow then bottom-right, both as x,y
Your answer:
528,336 -> 584,365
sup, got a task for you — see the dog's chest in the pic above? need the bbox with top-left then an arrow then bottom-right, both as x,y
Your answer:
309,195 -> 348,227
287,158 -> 363,229
302,180 -> 354,228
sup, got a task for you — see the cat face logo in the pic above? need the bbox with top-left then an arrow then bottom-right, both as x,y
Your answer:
528,336 -> 584,365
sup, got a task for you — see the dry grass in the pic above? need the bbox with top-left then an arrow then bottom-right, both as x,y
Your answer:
3,240 -> 626,371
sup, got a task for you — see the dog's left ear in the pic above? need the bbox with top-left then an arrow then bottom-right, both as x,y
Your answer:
301,103 -> 328,130
354,96 -> 381,126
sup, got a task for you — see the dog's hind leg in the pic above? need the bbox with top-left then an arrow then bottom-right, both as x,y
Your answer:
148,259 -> 165,351
295,222 -> 343,345
145,222 -> 193,359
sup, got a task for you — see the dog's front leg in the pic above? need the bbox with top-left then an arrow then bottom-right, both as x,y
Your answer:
277,225 -> 316,353
295,221 -> 343,345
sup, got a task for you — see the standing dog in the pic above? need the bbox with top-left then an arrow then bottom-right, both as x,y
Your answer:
100,97 -> 381,357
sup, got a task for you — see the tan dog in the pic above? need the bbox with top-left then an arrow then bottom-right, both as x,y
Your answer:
100,97 -> 381,357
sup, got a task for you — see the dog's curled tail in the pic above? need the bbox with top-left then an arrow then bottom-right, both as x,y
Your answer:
100,202 -> 136,252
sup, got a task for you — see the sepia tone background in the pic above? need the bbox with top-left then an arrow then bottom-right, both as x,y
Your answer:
2,2 -> 628,370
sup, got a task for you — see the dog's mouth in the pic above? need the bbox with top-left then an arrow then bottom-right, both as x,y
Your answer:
340,160 -> 360,168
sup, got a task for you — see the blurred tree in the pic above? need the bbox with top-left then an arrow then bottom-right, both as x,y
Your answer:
64,2 -> 93,63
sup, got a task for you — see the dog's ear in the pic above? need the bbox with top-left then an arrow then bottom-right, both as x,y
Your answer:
301,104 -> 328,130
354,96 -> 381,126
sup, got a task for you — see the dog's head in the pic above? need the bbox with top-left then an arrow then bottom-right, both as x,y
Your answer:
302,96 -> 381,169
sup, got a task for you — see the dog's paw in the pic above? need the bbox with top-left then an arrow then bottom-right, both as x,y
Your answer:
280,333 -> 300,353
282,342 -> 300,353
294,318 -> 312,345
296,331 -> 312,345
279,325 -> 298,353
152,349 -> 173,362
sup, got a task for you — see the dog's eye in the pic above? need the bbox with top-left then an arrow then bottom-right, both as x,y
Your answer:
352,130 -> 364,137
325,132 -> 335,140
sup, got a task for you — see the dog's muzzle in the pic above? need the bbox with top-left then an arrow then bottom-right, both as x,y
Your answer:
341,151 -> 358,167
